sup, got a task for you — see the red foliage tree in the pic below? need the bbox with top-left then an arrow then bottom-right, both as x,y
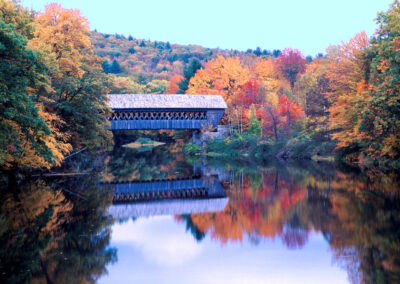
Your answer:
260,105 -> 281,141
261,95 -> 304,140
276,48 -> 307,90
237,79 -> 260,108
278,95 -> 304,131
168,74 -> 184,94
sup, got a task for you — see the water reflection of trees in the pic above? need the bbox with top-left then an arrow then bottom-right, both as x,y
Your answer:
105,144 -> 193,182
0,174 -> 116,283
177,161 -> 400,283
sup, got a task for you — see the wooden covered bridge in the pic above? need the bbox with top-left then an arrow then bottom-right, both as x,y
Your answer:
107,94 -> 227,130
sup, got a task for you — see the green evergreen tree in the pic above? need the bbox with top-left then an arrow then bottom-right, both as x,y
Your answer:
247,104 -> 262,137
102,60 -> 110,73
110,59 -> 121,74
177,59 -> 203,94
254,47 -> 262,56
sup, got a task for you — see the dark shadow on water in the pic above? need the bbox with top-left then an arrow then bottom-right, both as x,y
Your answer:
0,167 -> 117,283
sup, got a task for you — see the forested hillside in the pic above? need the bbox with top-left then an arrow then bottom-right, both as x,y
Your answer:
90,31 -> 287,93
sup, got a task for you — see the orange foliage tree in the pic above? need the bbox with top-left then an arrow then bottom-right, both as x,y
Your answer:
187,56 -> 250,128
325,32 -> 370,153
168,74 -> 184,94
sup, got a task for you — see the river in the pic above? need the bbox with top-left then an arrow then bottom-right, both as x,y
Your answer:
1,142 -> 399,283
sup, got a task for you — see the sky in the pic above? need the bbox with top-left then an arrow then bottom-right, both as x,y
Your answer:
98,216 -> 349,284
21,0 -> 394,56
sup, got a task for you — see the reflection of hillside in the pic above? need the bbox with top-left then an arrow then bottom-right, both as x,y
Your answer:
180,169 -> 307,245
176,161 -> 400,283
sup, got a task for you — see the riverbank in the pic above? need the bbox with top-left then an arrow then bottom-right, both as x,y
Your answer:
185,133 -> 336,163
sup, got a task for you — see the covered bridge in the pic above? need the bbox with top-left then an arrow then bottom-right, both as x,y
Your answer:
107,94 -> 227,130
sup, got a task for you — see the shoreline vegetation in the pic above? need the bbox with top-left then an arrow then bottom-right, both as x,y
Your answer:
184,132 -> 337,163
0,0 -> 399,176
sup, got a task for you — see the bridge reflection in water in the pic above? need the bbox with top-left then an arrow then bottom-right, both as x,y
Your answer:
106,176 -> 228,218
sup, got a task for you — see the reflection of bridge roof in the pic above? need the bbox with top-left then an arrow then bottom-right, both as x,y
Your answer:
107,198 -> 229,218
107,94 -> 227,109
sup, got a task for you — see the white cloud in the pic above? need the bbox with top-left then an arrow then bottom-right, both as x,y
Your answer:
111,216 -> 202,266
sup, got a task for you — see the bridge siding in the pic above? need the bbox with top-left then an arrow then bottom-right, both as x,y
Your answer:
109,109 -> 224,130
110,118 -> 205,130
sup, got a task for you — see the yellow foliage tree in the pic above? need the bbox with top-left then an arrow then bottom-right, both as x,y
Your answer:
29,3 -> 92,80
109,76 -> 146,94
29,3 -> 112,152
253,57 -> 288,99
187,56 -> 250,127
325,32 -> 370,149
187,56 -> 250,105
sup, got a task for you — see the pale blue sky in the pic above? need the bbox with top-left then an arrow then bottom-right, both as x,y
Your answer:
99,217 -> 349,284
22,0 -> 393,56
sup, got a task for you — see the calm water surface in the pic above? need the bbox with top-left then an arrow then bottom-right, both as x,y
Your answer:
1,143 -> 399,283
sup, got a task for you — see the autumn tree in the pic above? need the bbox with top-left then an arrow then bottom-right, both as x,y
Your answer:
0,7 -> 54,169
236,79 -> 262,133
261,92 -> 281,140
168,74 -> 184,93
253,57 -> 283,95
29,3 -> 112,150
278,95 -> 304,135
238,79 -> 261,108
0,0 -> 34,38
325,32 -> 370,159
109,76 -> 145,94
145,79 -> 169,94
187,56 -> 250,128
295,58 -> 331,140
358,2 -> 400,161
275,48 -> 307,90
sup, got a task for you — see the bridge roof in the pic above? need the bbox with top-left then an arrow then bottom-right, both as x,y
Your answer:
107,94 -> 227,109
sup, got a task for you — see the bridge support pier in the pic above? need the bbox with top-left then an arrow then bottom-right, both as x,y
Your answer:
192,125 -> 230,145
